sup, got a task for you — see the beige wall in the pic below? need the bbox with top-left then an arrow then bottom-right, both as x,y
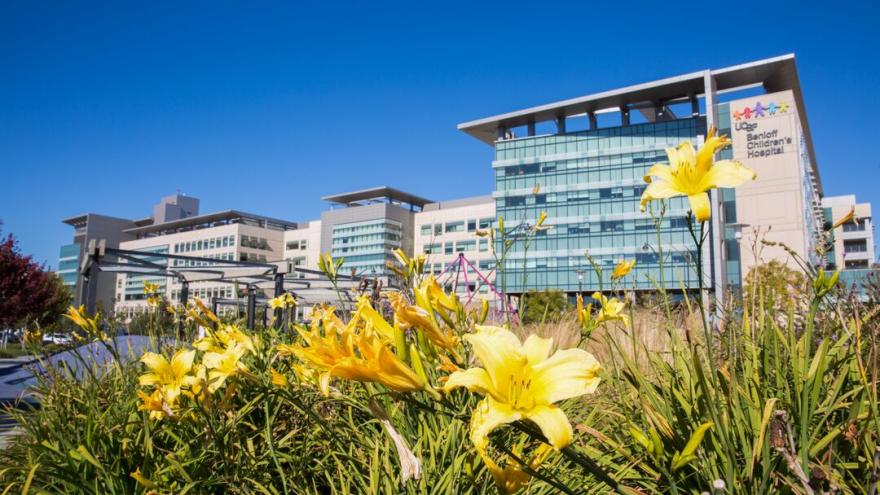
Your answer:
823,195 -> 874,269
728,90 -> 822,273
282,220 -> 322,277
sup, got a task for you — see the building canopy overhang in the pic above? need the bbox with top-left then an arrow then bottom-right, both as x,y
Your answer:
322,186 -> 433,208
457,54 -> 819,194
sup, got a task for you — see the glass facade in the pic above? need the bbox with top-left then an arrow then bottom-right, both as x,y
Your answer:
716,103 -> 743,293
57,243 -> 81,288
331,219 -> 403,276
493,118 -> 706,293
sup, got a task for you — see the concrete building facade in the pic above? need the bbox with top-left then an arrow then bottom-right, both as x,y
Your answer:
113,211 -> 297,316
822,195 -> 875,270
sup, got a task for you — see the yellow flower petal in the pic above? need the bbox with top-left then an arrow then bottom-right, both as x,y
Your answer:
464,326 -> 525,395
698,159 -> 756,190
530,348 -> 602,404
470,397 -> 522,452
688,192 -> 711,222
640,179 -> 683,211
444,367 -> 498,398
642,163 -> 676,184
524,405 -> 573,449
522,334 -> 553,364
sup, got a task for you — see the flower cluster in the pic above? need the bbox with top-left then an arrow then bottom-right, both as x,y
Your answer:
137,302 -> 255,420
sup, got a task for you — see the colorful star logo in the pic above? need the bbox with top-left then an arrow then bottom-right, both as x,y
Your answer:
742,106 -> 752,119
767,102 -> 778,115
732,109 -> 743,121
778,102 -> 789,113
752,102 -> 766,118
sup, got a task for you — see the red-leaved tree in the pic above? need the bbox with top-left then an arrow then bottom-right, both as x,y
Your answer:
0,229 -> 71,329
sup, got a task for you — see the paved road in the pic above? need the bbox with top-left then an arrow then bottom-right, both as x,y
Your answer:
0,336 -> 163,446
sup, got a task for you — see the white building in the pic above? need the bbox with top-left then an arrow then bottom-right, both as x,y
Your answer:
114,211 -> 296,316
413,196 -> 497,298
822,195 -> 875,269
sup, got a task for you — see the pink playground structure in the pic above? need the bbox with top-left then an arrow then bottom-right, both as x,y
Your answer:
434,253 -> 518,323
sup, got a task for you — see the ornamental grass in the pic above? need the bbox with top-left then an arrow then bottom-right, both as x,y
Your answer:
1,132 -> 878,494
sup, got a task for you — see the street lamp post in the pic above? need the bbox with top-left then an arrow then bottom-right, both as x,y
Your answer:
576,269 -> 584,295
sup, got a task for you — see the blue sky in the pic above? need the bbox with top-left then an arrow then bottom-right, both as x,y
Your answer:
2,1 -> 878,268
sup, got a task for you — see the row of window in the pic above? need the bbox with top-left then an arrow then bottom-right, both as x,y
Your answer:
843,239 -> 868,253
286,239 -> 309,250
842,220 -> 868,232
423,239 -> 490,255
172,252 -> 236,267
240,235 -> 272,251
240,253 -> 268,262
173,235 -> 236,253
420,218 -> 495,236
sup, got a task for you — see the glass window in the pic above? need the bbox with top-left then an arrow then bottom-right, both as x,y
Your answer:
445,221 -> 465,233
467,220 -> 477,232
479,239 -> 488,252
421,225 -> 432,236
444,243 -> 453,254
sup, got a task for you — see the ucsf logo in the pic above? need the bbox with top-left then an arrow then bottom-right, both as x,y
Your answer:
735,121 -> 757,132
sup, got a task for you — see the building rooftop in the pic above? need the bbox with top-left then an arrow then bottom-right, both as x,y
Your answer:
61,213 -> 136,229
322,186 -> 433,208
122,210 -> 298,237
422,195 -> 494,211
458,53 -> 819,194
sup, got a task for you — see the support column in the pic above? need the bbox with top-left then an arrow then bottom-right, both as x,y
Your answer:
690,93 -> 700,117
496,126 -> 507,140
527,121 -> 535,137
587,111 -> 597,130
620,105 -> 630,126
81,239 -> 103,315
246,286 -> 256,330
273,272 -> 284,330
178,280 -> 189,336
555,115 -> 566,134
703,71 -> 725,314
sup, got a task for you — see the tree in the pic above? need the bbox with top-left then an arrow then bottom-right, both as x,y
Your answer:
519,289 -> 569,325
0,229 -> 71,328
742,260 -> 807,314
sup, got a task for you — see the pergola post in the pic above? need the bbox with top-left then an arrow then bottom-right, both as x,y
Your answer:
273,272 -> 284,330
246,286 -> 256,330
178,280 -> 189,336
81,239 -> 104,315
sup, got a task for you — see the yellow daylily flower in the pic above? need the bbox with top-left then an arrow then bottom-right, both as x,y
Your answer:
137,389 -> 175,420
270,368 -> 289,388
268,293 -> 297,310
444,326 -> 601,480
64,305 -> 100,335
534,211 -> 548,229
130,468 -> 159,490
203,342 -> 249,393
284,313 -> 426,393
353,296 -> 395,341
489,444 -> 553,494
592,292 -> 629,328
611,259 -> 636,280
143,281 -> 160,295
388,291 -> 458,349
640,127 -> 756,221
832,206 -> 857,229
139,349 -> 197,403
193,324 -> 255,354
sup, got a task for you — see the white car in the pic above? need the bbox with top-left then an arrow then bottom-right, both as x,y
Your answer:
41,333 -> 73,346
